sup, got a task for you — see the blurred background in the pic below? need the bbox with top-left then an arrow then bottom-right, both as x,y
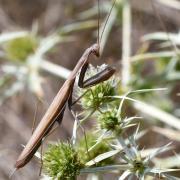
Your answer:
0,0 -> 179,179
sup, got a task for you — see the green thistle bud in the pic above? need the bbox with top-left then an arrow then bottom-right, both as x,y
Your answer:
4,35 -> 38,63
98,107 -> 123,135
43,142 -> 84,180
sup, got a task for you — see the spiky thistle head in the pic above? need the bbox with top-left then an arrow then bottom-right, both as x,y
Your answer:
97,105 -> 137,136
43,142 -> 84,180
97,107 -> 122,134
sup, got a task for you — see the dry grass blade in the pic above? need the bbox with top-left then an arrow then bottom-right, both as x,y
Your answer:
121,0 -> 131,86
40,59 -> 71,80
157,0 -> 180,10
131,51 -> 177,62
153,154 -> 180,168
151,126 -> 180,141
133,101 -> 180,130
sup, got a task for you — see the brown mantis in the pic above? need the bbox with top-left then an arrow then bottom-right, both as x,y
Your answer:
15,0 -> 117,171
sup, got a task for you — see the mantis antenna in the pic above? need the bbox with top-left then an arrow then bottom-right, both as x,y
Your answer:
99,0 -> 117,45
97,0 -> 100,45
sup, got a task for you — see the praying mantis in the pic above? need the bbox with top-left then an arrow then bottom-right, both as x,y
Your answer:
15,0 -> 117,170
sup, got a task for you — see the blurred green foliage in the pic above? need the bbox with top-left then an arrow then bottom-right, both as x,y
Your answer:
4,35 -> 38,63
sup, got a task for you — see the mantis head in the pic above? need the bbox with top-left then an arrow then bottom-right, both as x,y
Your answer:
91,43 -> 100,58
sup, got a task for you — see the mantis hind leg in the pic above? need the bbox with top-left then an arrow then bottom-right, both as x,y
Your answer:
38,122 -> 60,176
32,100 -> 39,134
39,142 -> 43,176
54,106 -> 66,124
32,97 -> 50,134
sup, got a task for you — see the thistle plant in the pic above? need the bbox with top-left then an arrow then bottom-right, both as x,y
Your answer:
43,142 -> 84,180
116,132 -> 177,180
97,106 -> 136,136
98,107 -> 120,132
41,63 -> 179,180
